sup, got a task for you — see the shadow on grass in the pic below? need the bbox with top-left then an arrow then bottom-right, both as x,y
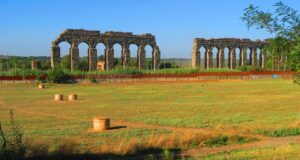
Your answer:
27,148 -> 182,160
109,126 -> 127,130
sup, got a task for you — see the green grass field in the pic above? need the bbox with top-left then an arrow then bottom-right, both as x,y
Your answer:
0,79 -> 300,158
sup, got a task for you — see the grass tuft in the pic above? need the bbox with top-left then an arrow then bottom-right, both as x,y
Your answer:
255,128 -> 300,137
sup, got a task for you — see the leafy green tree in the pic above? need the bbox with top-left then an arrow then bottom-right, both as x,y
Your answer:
40,60 -> 51,70
290,37 -> 300,71
61,54 -> 70,70
241,1 -> 300,39
263,37 -> 292,70
98,55 -> 105,61
241,1 -> 300,71
129,57 -> 137,67
146,59 -> 153,69
159,62 -> 179,69
78,58 -> 88,71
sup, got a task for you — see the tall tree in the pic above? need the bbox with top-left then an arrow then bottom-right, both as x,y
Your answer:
241,1 -> 300,39
241,1 -> 300,71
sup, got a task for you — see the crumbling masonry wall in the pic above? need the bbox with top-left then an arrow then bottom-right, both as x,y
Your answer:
51,29 -> 161,71
192,38 -> 269,69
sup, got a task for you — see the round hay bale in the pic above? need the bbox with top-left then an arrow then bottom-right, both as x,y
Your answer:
68,94 -> 77,101
93,117 -> 110,132
38,84 -> 45,89
54,94 -> 63,101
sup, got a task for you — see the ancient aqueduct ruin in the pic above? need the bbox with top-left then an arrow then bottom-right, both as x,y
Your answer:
192,38 -> 269,69
50,29 -> 161,71
50,29 -> 270,71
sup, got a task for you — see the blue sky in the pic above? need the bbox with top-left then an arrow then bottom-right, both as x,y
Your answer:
0,0 -> 299,58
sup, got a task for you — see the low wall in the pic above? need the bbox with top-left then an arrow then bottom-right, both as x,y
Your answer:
0,71 -> 298,84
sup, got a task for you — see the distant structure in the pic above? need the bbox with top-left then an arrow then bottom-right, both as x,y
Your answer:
51,29 -> 161,71
97,60 -> 105,71
192,38 -> 269,69
31,60 -> 38,70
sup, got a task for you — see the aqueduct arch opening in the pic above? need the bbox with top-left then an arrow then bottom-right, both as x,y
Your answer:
192,38 -> 269,69
51,29 -> 161,71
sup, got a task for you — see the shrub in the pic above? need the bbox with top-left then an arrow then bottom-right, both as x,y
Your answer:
238,66 -> 249,72
0,110 -> 25,160
162,149 -> 174,160
238,66 -> 263,72
88,76 -> 97,83
47,66 -> 74,83
203,135 -> 254,147
255,128 -> 300,137
159,62 -> 179,69
34,73 -> 43,83
204,135 -> 229,147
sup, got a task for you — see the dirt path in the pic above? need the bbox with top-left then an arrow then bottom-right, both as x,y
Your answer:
112,120 -> 265,139
114,120 -> 300,158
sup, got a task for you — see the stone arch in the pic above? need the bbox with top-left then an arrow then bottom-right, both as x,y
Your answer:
235,47 -> 241,67
129,44 -> 138,67
145,44 -> 154,69
192,38 -> 269,69
199,46 -> 206,69
246,47 -> 252,65
96,42 -> 106,71
112,43 -> 123,69
57,41 -> 71,69
256,48 -> 261,67
212,47 -> 218,68
224,47 -> 230,68
78,42 -> 89,71
57,41 -> 71,57
51,29 -> 160,70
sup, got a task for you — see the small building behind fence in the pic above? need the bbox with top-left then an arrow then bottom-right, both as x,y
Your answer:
97,60 -> 105,71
